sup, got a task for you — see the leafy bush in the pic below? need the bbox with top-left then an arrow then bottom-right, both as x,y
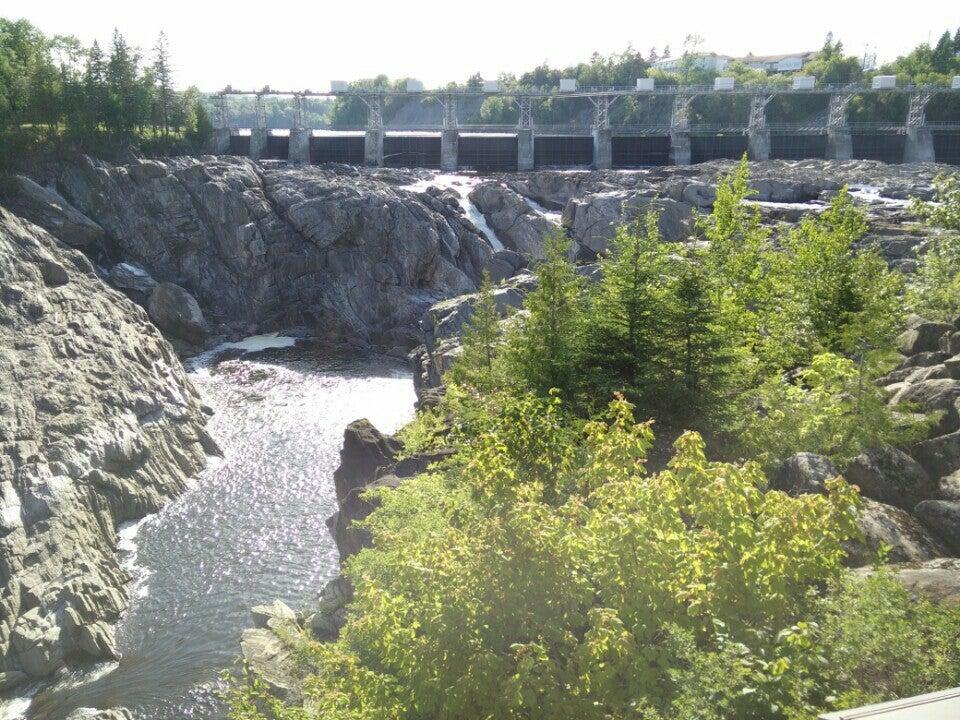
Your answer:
908,173 -> 960,321
737,352 -> 928,467
232,396 -> 866,720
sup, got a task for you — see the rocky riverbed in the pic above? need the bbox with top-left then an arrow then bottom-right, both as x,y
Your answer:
1,156 -> 959,717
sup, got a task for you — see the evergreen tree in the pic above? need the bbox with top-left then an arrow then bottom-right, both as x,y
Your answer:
776,188 -> 902,364
152,31 -> 174,137
106,28 -> 143,136
661,259 -> 734,428
504,231 -> 582,398
449,272 -> 504,393
82,40 -> 106,134
578,210 -> 668,412
697,158 -> 775,369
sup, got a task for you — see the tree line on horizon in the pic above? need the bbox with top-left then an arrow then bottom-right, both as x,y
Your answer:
0,18 -> 213,169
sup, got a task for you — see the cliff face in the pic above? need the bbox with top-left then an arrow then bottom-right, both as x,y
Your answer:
0,208 -> 215,689
52,157 -> 493,351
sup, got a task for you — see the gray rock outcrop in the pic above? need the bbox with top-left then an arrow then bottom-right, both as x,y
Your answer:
0,175 -> 106,251
468,182 -> 557,259
0,208 -> 214,686
54,157 -> 494,351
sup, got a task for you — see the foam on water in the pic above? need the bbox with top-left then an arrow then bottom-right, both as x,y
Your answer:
118,516 -> 155,600
0,691 -> 35,720
521,195 -> 562,224
847,185 -> 911,208
187,334 -> 299,369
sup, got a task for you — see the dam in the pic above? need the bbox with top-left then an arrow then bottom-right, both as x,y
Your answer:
209,79 -> 960,169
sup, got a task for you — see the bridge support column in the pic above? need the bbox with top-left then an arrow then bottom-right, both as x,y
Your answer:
364,129 -> 384,167
826,129 -> 852,160
211,127 -> 231,154
289,128 -> 311,164
904,126 -> 935,163
249,129 -> 268,161
441,129 -> 458,171
670,131 -> 691,165
592,129 -> 612,169
518,129 -> 535,171
748,129 -> 770,161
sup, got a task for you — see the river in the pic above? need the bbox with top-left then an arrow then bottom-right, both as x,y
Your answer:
20,338 -> 415,719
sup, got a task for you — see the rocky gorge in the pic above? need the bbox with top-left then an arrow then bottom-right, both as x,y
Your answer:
1,155 -> 960,717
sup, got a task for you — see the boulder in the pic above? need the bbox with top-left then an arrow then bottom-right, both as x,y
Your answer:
898,351 -> 949,369
890,378 -> 960,433
40,259 -> 70,287
769,452 -> 837,495
914,500 -> 960,554
109,262 -> 158,298
332,420 -> 401,503
938,469 -> 960,501
10,607 -> 64,678
0,670 -> 29,692
912,431 -> 960,479
843,446 -> 936,512
945,355 -> 960,380
845,499 -> 949,566
487,249 -> 527,283
941,331 -> 960,356
240,628 -> 297,699
147,282 -> 209,344
468,182 -> 556,259
310,575 -> 354,641
75,621 -> 119,660
897,322 -> 954,355
251,600 -> 298,630
65,709 -> 134,720
562,192 -> 693,258
856,558 -> 960,606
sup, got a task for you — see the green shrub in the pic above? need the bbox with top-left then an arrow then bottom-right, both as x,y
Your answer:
908,173 -> 960,321
232,396 -> 865,720
737,352 -> 929,467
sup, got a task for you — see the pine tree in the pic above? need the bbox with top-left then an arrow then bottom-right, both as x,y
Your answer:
578,209 -> 667,411
107,28 -> 142,136
449,272 -> 504,393
83,40 -> 107,134
504,231 -> 582,398
661,259 -> 734,429
152,31 -> 174,137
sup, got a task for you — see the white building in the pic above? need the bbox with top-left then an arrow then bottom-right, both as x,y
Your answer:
653,53 -> 732,72
654,51 -> 817,75
736,52 -> 818,73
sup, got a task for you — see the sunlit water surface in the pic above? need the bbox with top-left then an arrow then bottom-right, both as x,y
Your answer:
22,341 -> 415,719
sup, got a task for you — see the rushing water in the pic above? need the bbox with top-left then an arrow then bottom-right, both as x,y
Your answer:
22,338 -> 415,720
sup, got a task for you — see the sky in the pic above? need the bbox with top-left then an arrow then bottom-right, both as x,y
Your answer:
4,0 -> 959,90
